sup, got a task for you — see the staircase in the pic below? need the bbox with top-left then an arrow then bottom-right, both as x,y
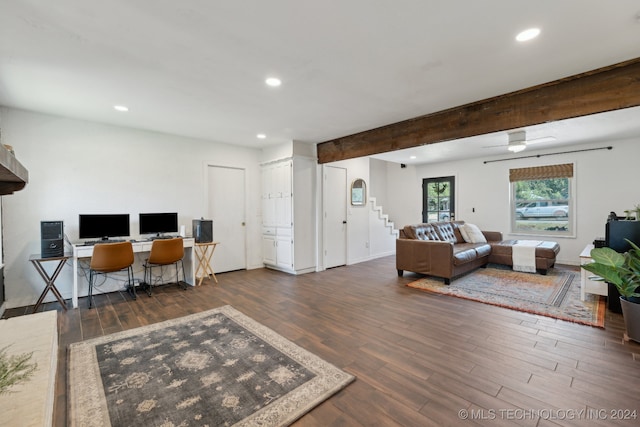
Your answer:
368,197 -> 399,257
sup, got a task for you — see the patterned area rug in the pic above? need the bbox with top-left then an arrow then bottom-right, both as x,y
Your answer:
407,266 -> 605,328
68,305 -> 354,426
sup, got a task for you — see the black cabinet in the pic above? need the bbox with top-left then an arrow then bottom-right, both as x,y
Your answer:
606,220 -> 640,252
604,220 -> 640,313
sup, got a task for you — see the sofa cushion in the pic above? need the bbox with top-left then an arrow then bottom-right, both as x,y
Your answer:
432,222 -> 459,243
450,242 -> 491,266
490,240 -> 518,256
474,243 -> 492,258
452,224 -> 465,244
403,224 -> 441,241
459,225 -> 470,242
461,223 -> 487,243
452,247 -> 478,265
490,240 -> 560,259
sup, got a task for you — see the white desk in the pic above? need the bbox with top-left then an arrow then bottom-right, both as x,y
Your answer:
71,238 -> 195,309
579,244 -> 608,301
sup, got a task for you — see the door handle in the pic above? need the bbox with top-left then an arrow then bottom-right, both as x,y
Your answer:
342,221 -> 347,224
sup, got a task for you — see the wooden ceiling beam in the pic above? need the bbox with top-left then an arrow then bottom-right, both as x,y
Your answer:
316,57 -> 640,164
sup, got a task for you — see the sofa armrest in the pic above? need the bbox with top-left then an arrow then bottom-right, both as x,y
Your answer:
482,231 -> 503,242
396,238 -> 454,277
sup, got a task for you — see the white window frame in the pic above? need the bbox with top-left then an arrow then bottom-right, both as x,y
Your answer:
509,165 -> 576,238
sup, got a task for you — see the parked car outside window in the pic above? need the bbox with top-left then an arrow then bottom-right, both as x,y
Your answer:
515,201 -> 568,219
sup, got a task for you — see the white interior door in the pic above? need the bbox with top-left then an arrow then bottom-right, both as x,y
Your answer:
207,165 -> 246,272
323,166 -> 347,268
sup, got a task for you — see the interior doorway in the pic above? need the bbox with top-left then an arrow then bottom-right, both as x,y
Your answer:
323,165 -> 347,269
423,176 -> 455,222
207,165 -> 246,272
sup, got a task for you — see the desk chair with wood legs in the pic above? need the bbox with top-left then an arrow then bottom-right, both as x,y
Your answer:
143,237 -> 186,296
89,241 -> 135,309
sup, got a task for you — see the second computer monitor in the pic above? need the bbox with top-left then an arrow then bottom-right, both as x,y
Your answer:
139,212 -> 178,237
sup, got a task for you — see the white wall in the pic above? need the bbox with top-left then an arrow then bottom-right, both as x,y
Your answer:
369,158 -> 388,209
322,157 -> 396,265
0,108 -> 263,308
382,161 -> 422,228
375,137 -> 640,266
3,106 -> 637,307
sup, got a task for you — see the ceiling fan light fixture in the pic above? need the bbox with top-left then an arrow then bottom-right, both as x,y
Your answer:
508,142 -> 526,153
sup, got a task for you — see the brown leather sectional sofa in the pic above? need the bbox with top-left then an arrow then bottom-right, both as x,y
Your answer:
396,221 -> 559,284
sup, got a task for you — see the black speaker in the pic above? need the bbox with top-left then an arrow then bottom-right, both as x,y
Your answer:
41,220 -> 64,258
192,219 -> 213,243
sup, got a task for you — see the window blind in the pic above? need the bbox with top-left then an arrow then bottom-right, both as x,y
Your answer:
509,163 -> 573,182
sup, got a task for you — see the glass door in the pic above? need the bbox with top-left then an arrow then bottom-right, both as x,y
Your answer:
423,176 -> 455,223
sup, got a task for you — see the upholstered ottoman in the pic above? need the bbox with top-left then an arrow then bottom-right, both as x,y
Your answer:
488,240 -> 560,274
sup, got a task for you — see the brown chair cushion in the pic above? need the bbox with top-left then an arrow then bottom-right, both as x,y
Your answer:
148,238 -> 185,264
90,242 -> 134,272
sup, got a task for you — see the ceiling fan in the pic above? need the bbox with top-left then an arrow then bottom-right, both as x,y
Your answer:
484,130 -> 556,153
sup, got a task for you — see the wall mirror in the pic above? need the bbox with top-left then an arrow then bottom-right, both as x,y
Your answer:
351,178 -> 366,206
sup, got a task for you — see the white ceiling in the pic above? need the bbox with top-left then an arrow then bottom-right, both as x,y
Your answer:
1,1 -> 640,163
371,106 -> 640,165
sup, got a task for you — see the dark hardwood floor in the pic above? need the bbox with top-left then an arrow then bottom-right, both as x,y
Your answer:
4,256 -> 640,426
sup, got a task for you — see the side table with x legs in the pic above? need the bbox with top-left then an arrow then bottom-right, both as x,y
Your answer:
29,253 -> 71,313
194,242 -> 219,285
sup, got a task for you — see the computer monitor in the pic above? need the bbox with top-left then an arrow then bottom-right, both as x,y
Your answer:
79,214 -> 130,241
139,212 -> 178,236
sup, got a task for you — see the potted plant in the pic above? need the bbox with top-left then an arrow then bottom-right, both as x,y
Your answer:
581,239 -> 640,343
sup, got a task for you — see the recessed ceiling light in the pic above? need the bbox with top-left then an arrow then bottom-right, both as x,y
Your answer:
265,77 -> 282,87
410,155 -> 417,159
516,28 -> 540,42
113,105 -> 129,112
257,133 -> 266,139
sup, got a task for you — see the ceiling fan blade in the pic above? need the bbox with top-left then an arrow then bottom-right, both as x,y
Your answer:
525,136 -> 556,145
483,133 -> 555,149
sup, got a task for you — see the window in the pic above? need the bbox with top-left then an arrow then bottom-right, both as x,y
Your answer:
423,176 -> 455,222
510,163 -> 574,236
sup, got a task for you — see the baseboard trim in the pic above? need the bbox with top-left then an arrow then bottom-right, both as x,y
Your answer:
348,251 -> 396,266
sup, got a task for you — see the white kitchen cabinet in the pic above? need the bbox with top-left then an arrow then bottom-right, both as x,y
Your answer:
276,233 -> 293,269
262,228 -> 277,265
261,157 -> 315,274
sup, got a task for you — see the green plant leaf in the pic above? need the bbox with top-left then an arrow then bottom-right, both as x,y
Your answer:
589,247 -> 624,267
582,262 -> 624,287
626,238 -> 640,252
617,280 -> 640,299
583,239 -> 640,299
